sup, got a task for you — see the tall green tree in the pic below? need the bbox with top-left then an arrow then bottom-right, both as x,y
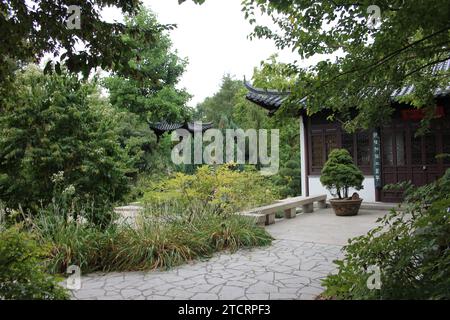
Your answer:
194,57 -> 302,195
251,54 -> 297,91
103,8 -> 191,123
250,55 -> 300,165
195,74 -> 242,127
0,66 -> 132,212
103,8 -> 191,173
240,0 -> 450,130
195,57 -> 300,160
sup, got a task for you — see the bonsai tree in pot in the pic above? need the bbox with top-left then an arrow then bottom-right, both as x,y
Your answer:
320,149 -> 365,216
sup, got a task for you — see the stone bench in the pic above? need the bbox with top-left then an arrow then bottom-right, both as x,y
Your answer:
114,205 -> 143,225
240,195 -> 327,226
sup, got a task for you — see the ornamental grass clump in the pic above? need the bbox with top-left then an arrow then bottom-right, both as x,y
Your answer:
109,211 -> 272,271
32,202 -> 272,274
320,149 -> 364,199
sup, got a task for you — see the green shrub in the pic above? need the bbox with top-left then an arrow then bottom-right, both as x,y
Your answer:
385,168 -> 450,214
322,170 -> 450,300
274,159 -> 301,198
0,66 -> 132,216
124,172 -> 166,204
320,149 -> 364,199
0,226 -> 69,300
38,172 -> 119,228
142,164 -> 281,215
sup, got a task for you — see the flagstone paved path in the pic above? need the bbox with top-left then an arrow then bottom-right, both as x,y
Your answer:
69,208 -> 387,300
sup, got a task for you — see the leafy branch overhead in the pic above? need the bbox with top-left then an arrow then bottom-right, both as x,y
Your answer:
241,0 -> 450,130
0,0 -> 176,79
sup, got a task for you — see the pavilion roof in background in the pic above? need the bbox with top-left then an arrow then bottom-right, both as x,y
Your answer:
149,121 -> 214,136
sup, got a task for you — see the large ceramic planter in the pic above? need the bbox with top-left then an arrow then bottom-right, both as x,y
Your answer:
330,198 -> 363,216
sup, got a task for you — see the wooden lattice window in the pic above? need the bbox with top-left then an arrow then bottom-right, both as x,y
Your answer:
308,120 -> 373,175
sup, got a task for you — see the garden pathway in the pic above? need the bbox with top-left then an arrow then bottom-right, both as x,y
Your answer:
69,208 -> 388,300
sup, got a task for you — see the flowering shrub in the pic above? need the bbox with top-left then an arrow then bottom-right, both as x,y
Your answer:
0,67 -> 131,216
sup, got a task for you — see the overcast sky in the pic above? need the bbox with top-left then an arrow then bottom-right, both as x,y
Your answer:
104,0 -> 301,107
147,0 -> 302,107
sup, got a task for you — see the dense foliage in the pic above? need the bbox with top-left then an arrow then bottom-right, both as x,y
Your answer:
322,169 -> 450,300
0,225 -> 69,300
0,0 -> 167,81
233,0 -> 450,131
320,149 -> 365,199
0,66 -> 132,216
103,8 -> 191,175
273,159 -> 302,198
104,8 -> 191,123
194,57 -> 301,189
143,165 -> 281,216
196,75 -> 243,127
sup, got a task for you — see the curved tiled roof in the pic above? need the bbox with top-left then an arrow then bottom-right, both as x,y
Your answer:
245,58 -> 450,112
186,122 -> 214,131
149,121 -> 214,135
244,81 -> 289,113
150,121 -> 184,132
392,59 -> 450,98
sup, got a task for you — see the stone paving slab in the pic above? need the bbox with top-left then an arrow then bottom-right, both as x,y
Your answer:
68,239 -> 342,300
267,208 -> 388,246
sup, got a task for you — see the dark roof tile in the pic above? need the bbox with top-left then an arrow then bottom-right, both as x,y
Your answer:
150,121 -> 214,134
246,58 -> 450,111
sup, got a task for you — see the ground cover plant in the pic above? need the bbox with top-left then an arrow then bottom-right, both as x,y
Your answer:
0,224 -> 69,300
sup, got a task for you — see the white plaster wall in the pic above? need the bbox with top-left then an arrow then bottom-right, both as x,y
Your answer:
299,116 -> 308,197
308,176 -> 376,202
